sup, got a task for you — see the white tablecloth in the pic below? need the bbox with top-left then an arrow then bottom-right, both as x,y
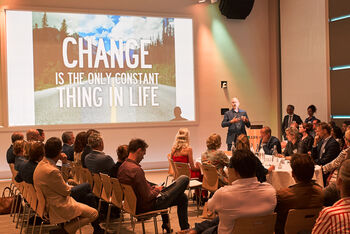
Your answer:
261,155 -> 323,190
196,154 -> 323,190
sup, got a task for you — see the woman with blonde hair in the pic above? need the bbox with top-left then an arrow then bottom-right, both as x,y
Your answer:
201,133 -> 229,186
171,128 -> 200,178
234,134 -> 274,182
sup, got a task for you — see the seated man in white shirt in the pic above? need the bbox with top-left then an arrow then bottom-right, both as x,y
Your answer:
188,149 -> 277,234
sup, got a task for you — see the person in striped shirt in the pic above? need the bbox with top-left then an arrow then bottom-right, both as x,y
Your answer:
312,159 -> 350,233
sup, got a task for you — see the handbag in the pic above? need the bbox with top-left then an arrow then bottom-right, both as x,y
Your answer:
0,186 -> 19,214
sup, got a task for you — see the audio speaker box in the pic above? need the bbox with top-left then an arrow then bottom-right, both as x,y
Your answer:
219,0 -> 255,19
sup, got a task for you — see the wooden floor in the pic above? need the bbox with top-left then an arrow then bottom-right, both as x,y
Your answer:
0,170 -> 205,234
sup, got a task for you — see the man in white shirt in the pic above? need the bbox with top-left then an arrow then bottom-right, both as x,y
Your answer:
188,149 -> 276,234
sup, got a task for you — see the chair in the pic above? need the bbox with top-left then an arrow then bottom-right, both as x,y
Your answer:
92,173 -> 103,212
71,163 -> 82,184
284,208 -> 322,234
34,185 -> 82,234
224,151 -> 232,157
173,161 -> 202,214
165,154 -> 175,186
100,174 -> 124,233
200,164 -> 219,193
81,168 -> 94,187
120,183 -> 169,234
232,213 -> 277,234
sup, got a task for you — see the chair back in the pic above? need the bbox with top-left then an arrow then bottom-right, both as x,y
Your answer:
200,164 -> 218,192
34,185 -> 48,219
9,163 -> 18,179
26,183 -> 38,211
110,178 -> 123,209
232,213 -> 277,234
173,162 -> 191,179
92,173 -> 102,198
81,168 -> 93,187
284,208 -> 322,234
167,154 -> 175,177
120,183 -> 137,216
71,163 -> 82,184
99,173 -> 112,202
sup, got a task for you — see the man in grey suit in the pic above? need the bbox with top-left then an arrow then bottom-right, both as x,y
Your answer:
85,134 -> 115,175
221,97 -> 251,151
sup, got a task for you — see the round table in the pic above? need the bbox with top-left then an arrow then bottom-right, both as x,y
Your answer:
261,155 -> 323,190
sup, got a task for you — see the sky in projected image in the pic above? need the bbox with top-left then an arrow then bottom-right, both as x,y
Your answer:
32,13 -> 174,51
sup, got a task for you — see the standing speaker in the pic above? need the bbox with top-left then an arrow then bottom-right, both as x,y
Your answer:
219,0 -> 255,19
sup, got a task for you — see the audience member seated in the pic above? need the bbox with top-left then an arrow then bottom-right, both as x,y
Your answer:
15,141 -> 44,184
109,144 -> 128,178
171,128 -> 200,178
62,131 -> 75,161
282,104 -> 303,139
37,128 -> 45,142
280,127 -> 300,159
298,123 -> 314,154
26,129 -> 40,142
235,134 -> 274,183
13,140 -> 28,172
322,130 -> 350,206
73,131 -> 87,166
331,125 -> 345,150
257,126 -> 282,154
342,121 -> 350,135
311,119 -> 321,138
305,104 -> 319,124
312,159 -> 350,233
33,137 -> 106,234
84,133 -> 114,174
275,154 -> 324,234
311,122 -> 340,166
201,133 -> 229,186
6,132 -> 24,164
118,138 -> 190,233
189,149 -> 276,234
81,129 -> 100,168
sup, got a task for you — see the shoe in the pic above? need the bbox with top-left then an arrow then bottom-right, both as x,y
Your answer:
162,223 -> 173,233
49,227 -> 68,234
93,226 -> 113,234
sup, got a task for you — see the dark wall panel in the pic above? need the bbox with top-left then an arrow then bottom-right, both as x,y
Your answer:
329,0 -> 350,19
329,19 -> 350,66
330,69 -> 350,115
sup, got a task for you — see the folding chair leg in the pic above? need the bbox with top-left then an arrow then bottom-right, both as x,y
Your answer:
17,202 -> 25,228
32,213 -> 38,234
141,221 -> 146,234
153,216 -> 159,234
97,198 -> 102,212
39,221 -> 43,234
104,204 -> 112,234
19,204 -> 28,232
130,215 -> 135,232
10,189 -> 17,217
25,207 -> 32,234
13,195 -> 21,222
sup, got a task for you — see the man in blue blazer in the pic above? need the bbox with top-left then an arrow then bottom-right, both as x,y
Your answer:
257,126 -> 282,155
85,133 -> 115,174
311,122 -> 340,166
221,97 -> 251,150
